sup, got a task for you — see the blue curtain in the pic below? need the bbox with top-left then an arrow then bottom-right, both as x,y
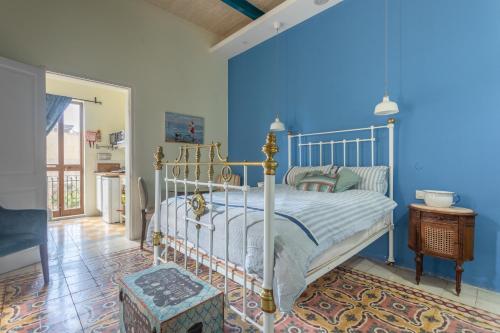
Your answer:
46,94 -> 72,135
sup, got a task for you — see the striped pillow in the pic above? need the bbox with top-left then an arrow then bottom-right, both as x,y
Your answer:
296,174 -> 338,193
282,165 -> 337,186
340,166 -> 389,194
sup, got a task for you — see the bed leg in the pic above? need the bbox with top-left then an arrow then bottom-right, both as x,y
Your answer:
153,146 -> 164,266
261,133 -> 278,333
263,312 -> 275,333
387,220 -> 395,266
387,119 -> 395,267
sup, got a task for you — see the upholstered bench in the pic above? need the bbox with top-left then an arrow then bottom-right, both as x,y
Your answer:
119,262 -> 224,333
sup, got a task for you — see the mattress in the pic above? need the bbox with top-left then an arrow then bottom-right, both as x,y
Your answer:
307,214 -> 390,276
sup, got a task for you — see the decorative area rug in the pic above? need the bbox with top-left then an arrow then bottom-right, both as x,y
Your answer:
1,247 -> 499,332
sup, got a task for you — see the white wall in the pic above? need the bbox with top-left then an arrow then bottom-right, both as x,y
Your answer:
0,0 -> 228,239
46,74 -> 127,216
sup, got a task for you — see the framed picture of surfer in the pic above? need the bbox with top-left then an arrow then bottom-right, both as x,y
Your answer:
164,112 -> 204,144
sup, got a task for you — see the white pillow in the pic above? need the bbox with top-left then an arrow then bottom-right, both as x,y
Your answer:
282,165 -> 336,186
340,166 -> 389,194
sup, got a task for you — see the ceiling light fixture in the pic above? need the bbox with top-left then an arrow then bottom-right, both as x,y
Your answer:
270,115 -> 285,132
374,0 -> 399,116
270,21 -> 286,133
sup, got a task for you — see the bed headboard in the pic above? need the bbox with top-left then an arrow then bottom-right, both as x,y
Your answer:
287,118 -> 395,200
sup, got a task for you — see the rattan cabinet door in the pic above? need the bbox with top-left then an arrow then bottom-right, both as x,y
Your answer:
420,221 -> 458,259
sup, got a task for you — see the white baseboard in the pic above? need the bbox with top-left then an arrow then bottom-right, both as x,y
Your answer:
0,246 -> 40,274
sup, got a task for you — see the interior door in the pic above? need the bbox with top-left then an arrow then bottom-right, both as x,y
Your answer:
0,56 -> 46,209
47,102 -> 84,217
0,56 -> 46,273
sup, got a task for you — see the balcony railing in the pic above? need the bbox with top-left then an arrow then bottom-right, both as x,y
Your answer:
47,174 -> 81,212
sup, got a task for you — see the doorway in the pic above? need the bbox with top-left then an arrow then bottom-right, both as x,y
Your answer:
45,72 -> 135,241
46,101 -> 84,217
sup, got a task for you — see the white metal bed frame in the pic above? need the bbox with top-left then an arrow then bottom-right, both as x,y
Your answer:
152,118 -> 395,332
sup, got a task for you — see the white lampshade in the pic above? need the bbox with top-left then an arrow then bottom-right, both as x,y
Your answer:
270,116 -> 285,132
374,95 -> 399,116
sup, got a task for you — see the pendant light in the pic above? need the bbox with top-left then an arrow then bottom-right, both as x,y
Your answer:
374,0 -> 399,116
270,21 -> 285,132
270,115 -> 285,132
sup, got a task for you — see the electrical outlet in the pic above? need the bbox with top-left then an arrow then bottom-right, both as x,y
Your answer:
415,190 -> 425,200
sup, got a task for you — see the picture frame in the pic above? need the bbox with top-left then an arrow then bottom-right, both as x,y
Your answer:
164,112 -> 204,144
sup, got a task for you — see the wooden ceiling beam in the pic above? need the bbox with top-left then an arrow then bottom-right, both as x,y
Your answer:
211,0 -> 344,58
220,0 -> 264,20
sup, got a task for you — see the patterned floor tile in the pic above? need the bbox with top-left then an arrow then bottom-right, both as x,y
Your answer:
71,288 -> 105,305
62,266 -> 90,279
1,318 -> 41,333
39,315 -> 83,333
82,319 -> 119,333
66,273 -> 93,286
1,294 -> 77,332
67,279 -> 98,294
75,292 -> 119,329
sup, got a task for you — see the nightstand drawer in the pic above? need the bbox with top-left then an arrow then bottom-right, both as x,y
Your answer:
421,211 -> 458,224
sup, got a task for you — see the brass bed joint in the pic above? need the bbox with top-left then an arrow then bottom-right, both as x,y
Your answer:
260,288 -> 276,313
152,231 -> 163,246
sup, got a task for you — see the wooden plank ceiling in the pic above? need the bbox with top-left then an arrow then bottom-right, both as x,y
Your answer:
145,0 -> 286,40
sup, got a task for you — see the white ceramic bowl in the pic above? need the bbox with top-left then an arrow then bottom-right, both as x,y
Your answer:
423,190 -> 459,208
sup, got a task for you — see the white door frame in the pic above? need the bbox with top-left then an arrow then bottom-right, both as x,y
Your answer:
46,71 -> 137,241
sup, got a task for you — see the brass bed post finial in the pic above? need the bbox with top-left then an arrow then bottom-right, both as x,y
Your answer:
262,132 -> 279,175
387,117 -> 396,125
153,146 -> 164,170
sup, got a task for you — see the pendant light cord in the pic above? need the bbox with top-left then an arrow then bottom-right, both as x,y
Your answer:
384,0 -> 389,96
275,23 -> 280,119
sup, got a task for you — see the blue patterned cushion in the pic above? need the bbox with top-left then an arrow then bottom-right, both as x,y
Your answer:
283,165 -> 337,186
296,174 -> 338,193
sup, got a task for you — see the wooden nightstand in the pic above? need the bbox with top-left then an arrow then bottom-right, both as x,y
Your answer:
408,203 -> 476,295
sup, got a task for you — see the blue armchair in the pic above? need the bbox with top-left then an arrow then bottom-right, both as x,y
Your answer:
0,205 -> 49,284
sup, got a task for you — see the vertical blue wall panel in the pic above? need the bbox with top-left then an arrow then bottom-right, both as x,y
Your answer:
228,0 -> 500,291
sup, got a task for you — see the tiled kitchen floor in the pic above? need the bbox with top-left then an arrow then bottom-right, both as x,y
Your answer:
0,217 -> 499,332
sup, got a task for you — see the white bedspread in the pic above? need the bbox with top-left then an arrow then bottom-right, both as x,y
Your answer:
147,184 -> 397,312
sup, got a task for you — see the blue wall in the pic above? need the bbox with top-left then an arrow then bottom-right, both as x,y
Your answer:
228,0 -> 500,291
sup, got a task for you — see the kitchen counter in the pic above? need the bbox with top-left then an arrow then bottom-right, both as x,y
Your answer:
94,172 -> 124,177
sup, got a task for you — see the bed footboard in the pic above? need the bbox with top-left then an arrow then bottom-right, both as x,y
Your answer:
152,133 -> 278,332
